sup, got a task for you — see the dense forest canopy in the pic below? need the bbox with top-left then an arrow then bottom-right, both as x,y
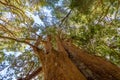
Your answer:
0,0 -> 120,80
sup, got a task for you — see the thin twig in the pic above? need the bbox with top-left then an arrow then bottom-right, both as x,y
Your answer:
59,10 -> 72,27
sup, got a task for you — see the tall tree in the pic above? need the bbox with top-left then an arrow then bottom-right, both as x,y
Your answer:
0,0 -> 120,80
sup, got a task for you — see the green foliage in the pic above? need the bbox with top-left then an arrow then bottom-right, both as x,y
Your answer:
0,52 -> 4,63
70,0 -> 95,14
0,0 -> 120,79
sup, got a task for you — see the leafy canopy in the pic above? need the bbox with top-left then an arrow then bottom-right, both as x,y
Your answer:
0,0 -> 120,79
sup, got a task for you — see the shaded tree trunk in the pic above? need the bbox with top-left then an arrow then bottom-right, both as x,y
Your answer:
62,41 -> 120,80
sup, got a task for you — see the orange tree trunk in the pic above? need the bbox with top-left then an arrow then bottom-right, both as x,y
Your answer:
31,35 -> 85,80
43,49 -> 86,80
32,35 -> 86,80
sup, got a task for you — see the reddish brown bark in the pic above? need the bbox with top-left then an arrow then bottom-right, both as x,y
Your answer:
43,49 -> 86,80
63,41 -> 120,80
23,35 -> 86,80
18,36 -> 120,80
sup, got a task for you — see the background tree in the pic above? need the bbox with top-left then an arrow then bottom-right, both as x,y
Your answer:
0,0 -> 120,80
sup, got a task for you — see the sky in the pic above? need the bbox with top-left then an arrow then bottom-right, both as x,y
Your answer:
0,5 -> 53,80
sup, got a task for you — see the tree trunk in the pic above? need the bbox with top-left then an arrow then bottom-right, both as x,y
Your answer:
38,35 -> 85,80
25,36 -> 120,80
62,41 -> 120,80
43,49 -> 86,80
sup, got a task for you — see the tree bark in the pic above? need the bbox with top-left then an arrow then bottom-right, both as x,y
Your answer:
32,35 -> 87,80
62,41 -> 120,80
19,37 -> 120,80
43,49 -> 86,80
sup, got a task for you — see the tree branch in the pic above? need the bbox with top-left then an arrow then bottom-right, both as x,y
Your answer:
34,36 -> 42,47
59,10 -> 72,27
0,1 -> 24,13
0,24 -> 16,37
0,35 -> 34,47
17,67 -> 42,80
